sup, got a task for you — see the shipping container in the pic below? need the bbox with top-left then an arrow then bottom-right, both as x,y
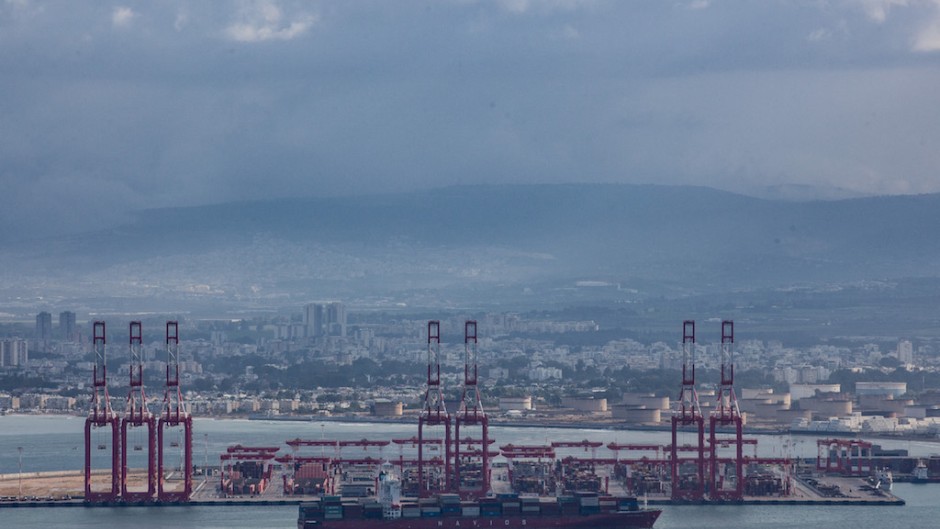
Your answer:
461,506 -> 481,517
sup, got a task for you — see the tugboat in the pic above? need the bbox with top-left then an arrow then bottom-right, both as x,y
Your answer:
298,463 -> 661,529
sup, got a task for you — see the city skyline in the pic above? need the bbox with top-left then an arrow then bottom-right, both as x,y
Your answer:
3,0 -> 940,520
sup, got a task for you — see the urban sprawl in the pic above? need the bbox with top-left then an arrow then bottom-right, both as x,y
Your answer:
3,303 -> 940,438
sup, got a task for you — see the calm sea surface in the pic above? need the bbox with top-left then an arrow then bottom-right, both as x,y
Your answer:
1,415 -> 939,528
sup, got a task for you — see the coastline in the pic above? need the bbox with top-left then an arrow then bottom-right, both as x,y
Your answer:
242,413 -> 792,434
5,411 -> 940,444
0,496 -> 906,509
0,414 -> 917,512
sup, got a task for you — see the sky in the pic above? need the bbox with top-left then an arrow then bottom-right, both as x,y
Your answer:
2,0 -> 940,239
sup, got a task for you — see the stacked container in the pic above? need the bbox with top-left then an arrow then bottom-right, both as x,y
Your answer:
521,496 -> 541,515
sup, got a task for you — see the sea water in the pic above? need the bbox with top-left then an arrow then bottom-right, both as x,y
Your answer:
2,415 -> 939,528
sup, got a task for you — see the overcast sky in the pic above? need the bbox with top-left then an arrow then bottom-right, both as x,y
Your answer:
2,0 -> 940,239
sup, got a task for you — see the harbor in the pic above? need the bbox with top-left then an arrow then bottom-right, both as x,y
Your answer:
2,415 -> 938,529
0,470 -> 907,509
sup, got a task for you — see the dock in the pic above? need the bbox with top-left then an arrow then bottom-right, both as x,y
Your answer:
0,469 -> 906,508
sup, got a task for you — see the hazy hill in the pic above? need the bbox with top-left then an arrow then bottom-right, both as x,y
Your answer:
3,184 -> 939,307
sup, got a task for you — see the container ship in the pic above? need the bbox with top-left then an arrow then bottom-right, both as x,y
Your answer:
298,466 -> 661,529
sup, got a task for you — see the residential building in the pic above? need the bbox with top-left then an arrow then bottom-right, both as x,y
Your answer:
35,311 -> 52,344
897,340 -> 914,364
327,302 -> 346,337
0,339 -> 28,367
59,311 -> 77,342
303,302 -> 326,338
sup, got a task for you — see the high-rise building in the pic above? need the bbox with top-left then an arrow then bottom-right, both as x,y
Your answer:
303,303 -> 326,338
896,340 -> 914,365
0,339 -> 28,367
303,301 -> 346,338
35,312 -> 52,344
59,311 -> 77,342
327,301 -> 346,337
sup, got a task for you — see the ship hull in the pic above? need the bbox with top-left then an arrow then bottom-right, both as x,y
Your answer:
301,510 -> 661,529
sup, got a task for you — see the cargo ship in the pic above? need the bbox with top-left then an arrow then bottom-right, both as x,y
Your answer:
298,465 -> 661,529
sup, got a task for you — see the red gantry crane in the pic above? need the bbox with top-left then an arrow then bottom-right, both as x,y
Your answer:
84,321 -> 121,503
452,320 -> 490,498
121,321 -> 157,502
391,437 -> 446,471
708,320 -> 745,501
417,320 -> 451,497
158,321 -> 193,502
671,320 -> 705,501
817,439 -> 873,476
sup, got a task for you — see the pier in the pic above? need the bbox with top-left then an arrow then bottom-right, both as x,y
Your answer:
0,469 -> 906,508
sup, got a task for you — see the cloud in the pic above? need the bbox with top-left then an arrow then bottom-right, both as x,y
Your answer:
807,28 -> 831,42
6,0 -> 32,11
852,0 -> 940,52
914,19 -> 940,50
859,0 -> 909,23
807,21 -> 848,42
225,0 -> 317,42
174,9 -> 189,32
3,0 -> 43,19
687,0 -> 711,10
7,0 -> 940,243
495,0 -> 594,15
498,0 -> 531,13
111,6 -> 135,28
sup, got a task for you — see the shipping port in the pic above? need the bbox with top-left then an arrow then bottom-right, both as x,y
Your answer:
0,320 -> 910,513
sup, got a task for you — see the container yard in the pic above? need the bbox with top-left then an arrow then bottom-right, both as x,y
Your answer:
0,320 -> 911,510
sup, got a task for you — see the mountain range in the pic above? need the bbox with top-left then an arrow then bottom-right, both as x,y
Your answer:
2,184 -> 938,311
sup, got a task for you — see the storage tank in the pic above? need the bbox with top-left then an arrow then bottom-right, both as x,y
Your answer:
611,405 -> 661,423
